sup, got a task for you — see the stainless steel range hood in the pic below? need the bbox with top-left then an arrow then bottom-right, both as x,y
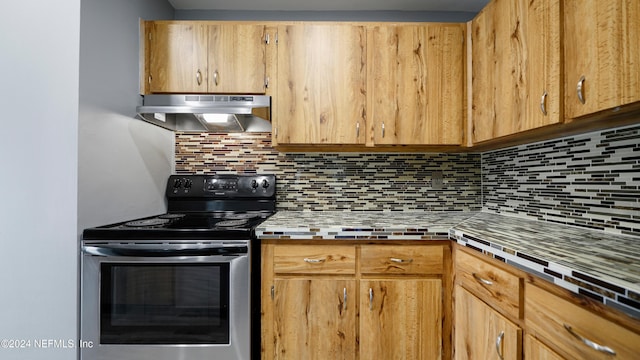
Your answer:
136,94 -> 271,132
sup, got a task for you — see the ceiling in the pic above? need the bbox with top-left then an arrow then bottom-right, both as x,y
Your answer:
168,0 -> 489,12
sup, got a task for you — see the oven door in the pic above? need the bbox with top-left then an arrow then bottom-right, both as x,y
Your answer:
80,242 -> 250,360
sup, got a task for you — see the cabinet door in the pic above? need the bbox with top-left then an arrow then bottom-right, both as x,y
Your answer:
471,0 -> 561,143
524,334 -> 565,360
276,24 -> 367,144
360,279 -> 442,359
564,0 -> 640,119
369,24 -> 464,145
148,22 -> 208,93
208,24 -> 266,94
454,286 -> 521,360
273,279 -> 356,360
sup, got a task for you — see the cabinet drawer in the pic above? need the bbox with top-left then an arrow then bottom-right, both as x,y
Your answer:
526,284 -> 640,360
456,249 -> 522,319
273,245 -> 356,274
360,245 -> 444,275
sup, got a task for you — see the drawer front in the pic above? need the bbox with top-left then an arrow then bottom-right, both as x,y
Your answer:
360,245 -> 444,275
456,249 -> 522,319
526,284 -> 640,360
273,245 -> 356,274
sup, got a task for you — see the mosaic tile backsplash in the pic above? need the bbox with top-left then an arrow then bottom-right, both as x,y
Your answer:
482,123 -> 640,236
175,123 -> 640,235
175,133 -> 482,211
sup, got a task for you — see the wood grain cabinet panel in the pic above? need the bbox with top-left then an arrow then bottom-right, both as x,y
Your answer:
361,279 -> 443,360
273,279 -> 357,360
207,24 -> 267,94
263,242 -> 447,359
273,244 -> 356,274
471,0 -> 561,143
360,244 -> 444,275
456,248 -> 522,320
454,286 -> 522,360
144,21 -> 267,94
275,23 -> 367,145
524,334 -> 565,360
525,283 -> 640,360
564,0 -> 640,119
368,24 -> 465,145
147,21 -> 208,93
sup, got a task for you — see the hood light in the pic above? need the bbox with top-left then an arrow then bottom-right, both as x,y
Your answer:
202,113 -> 231,123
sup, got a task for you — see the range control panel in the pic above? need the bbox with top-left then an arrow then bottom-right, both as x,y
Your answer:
166,174 -> 276,198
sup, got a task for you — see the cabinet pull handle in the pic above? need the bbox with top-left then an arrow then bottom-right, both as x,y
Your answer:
265,33 -> 270,44
270,285 -> 274,299
369,288 -> 373,310
495,331 -> 505,360
381,122 -> 386,138
213,70 -> 219,86
563,324 -> 616,356
303,258 -> 325,264
540,91 -> 548,116
577,75 -> 586,104
356,122 -> 360,138
148,75 -> 152,85
390,257 -> 413,264
472,272 -> 494,286
343,288 -> 347,312
196,70 -> 202,85
265,76 -> 269,89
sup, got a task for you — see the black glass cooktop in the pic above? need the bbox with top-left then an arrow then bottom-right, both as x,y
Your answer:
82,211 -> 274,241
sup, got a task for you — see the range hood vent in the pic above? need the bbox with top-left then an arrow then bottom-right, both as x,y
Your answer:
136,94 -> 271,133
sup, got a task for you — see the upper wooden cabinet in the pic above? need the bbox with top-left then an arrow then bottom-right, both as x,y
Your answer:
274,23 -> 367,145
471,0 -> 562,144
368,24 -> 465,146
143,21 -> 267,94
564,0 -> 640,119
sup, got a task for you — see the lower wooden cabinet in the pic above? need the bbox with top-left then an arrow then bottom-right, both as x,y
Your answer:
262,241 -> 447,359
361,279 -> 442,359
273,279 -> 357,359
526,283 -> 640,359
453,285 -> 522,360
524,334 -> 564,360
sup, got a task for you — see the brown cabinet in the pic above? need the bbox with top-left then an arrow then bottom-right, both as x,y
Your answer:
454,286 -> 522,360
368,23 -> 465,146
564,0 -> 640,119
453,245 -> 524,360
262,242 -> 447,359
273,23 -> 367,145
143,21 -> 267,94
273,278 -> 357,359
361,279 -> 442,359
526,283 -> 640,359
471,0 -> 562,144
524,334 -> 565,360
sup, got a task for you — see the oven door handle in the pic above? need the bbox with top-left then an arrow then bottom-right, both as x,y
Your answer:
82,244 -> 248,257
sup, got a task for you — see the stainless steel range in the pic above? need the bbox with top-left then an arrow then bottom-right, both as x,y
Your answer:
80,174 -> 275,360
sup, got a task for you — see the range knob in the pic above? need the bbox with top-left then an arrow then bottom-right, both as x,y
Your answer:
251,179 -> 259,189
173,178 -> 182,188
261,179 -> 270,189
184,178 -> 193,189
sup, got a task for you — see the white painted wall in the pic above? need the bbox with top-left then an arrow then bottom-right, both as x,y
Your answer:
78,0 -> 175,231
0,0 -> 174,359
0,1 -> 80,360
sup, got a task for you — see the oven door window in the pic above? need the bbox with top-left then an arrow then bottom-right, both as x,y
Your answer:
100,263 -> 230,344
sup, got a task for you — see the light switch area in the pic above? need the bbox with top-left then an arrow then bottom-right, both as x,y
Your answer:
432,171 -> 444,189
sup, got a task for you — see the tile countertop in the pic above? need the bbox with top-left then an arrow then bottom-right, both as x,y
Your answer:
256,211 -> 640,319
